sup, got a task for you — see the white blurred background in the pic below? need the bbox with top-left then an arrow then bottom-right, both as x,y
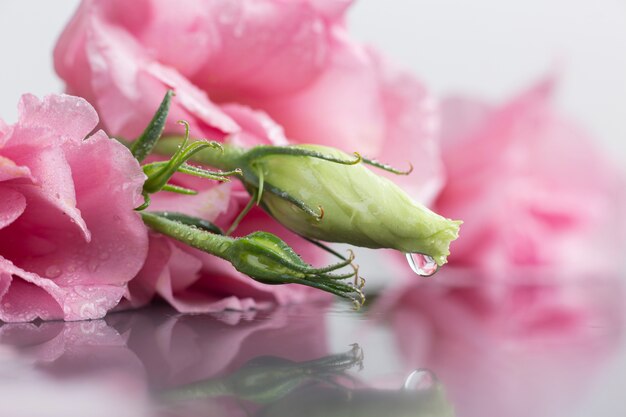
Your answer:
1,0 -> 625,165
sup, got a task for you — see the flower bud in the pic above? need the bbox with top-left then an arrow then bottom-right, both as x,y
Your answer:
250,145 -> 461,266
140,212 -> 364,306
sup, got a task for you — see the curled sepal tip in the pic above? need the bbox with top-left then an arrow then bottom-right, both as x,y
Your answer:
136,120 -> 223,209
225,232 -> 365,308
361,156 -> 414,175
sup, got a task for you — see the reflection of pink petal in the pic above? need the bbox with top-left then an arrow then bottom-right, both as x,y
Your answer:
107,303 -> 331,389
377,273 -> 624,417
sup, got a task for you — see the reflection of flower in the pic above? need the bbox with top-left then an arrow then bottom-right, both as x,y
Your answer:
0,321 -> 149,417
0,303 -> 457,417
375,273 -> 624,417
107,303 -> 332,391
0,303 -> 336,416
0,94 -> 148,322
434,78 -> 625,276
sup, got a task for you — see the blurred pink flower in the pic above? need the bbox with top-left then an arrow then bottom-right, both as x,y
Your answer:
434,78 -> 625,278
54,0 -> 442,310
0,94 -> 148,322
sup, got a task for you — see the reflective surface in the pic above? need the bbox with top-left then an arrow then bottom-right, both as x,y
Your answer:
0,279 -> 624,417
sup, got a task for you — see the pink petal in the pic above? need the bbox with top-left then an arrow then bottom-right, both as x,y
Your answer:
6,145 -> 90,241
51,130 -> 149,287
148,182 -> 234,224
0,156 -> 32,183
123,234 -> 170,309
0,188 -> 26,230
10,94 -> 98,148
0,118 -> 8,144
83,10 -> 237,140
0,257 -> 125,322
221,104 -> 289,147
251,35 -> 386,156
189,0 -> 334,98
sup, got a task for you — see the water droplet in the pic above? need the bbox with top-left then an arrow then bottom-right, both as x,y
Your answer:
405,253 -> 438,277
87,259 -> 99,272
403,369 -> 436,391
45,265 -> 62,279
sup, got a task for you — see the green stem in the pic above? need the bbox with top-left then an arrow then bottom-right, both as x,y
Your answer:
141,211 -> 232,258
154,137 -> 245,171
161,379 -> 231,402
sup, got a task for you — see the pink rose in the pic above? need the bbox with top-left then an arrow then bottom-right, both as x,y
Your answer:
0,94 -> 148,322
434,78 -> 625,278
54,0 -> 442,202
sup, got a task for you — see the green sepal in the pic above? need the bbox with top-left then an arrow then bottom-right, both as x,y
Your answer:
161,184 -> 198,195
130,90 -> 174,162
148,211 -> 223,235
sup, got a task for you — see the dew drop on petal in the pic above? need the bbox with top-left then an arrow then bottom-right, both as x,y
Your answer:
45,265 -> 62,279
405,253 -> 438,277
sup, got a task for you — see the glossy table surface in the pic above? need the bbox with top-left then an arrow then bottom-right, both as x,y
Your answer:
0,279 -> 624,417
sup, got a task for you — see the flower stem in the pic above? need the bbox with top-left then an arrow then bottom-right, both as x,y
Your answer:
154,137 -> 245,171
140,211 -> 232,258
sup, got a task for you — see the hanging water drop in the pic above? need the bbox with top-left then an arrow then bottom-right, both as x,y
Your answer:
403,369 -> 436,391
405,253 -> 438,277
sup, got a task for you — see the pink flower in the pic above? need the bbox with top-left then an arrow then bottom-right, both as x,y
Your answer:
434,78 -> 625,278
54,0 -> 442,202
0,94 -> 148,322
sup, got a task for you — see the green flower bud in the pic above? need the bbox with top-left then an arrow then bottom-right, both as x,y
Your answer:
140,212 -> 364,306
248,145 -> 461,266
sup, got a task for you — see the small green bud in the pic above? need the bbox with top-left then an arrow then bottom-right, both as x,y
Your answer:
249,145 -> 461,266
140,212 -> 364,306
